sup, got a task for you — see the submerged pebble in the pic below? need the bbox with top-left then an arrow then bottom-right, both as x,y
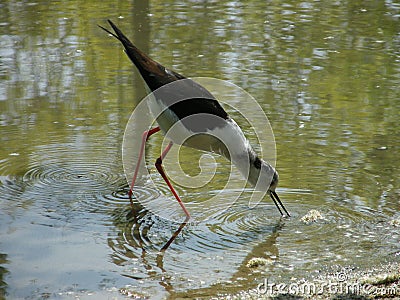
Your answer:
389,218 -> 400,227
246,257 -> 273,268
301,209 -> 325,224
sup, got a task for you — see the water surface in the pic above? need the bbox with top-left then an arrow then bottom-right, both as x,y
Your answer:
1,0 -> 399,299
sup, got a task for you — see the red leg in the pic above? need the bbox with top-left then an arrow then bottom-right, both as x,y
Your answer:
128,127 -> 160,205
155,141 -> 191,219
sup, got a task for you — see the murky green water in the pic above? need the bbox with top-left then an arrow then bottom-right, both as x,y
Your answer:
1,1 -> 399,299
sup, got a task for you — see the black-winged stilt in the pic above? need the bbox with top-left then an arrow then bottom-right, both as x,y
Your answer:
100,20 -> 290,221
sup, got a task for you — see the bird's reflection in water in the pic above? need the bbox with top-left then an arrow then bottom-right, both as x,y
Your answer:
115,198 -> 189,267
109,195 -> 285,296
109,199 -> 187,294
128,209 -> 189,271
168,219 -> 285,298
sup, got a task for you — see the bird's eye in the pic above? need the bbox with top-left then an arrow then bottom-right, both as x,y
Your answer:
157,64 -> 165,72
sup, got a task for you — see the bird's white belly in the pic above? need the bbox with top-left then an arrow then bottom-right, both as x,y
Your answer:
144,83 -> 251,164
146,90 -> 193,145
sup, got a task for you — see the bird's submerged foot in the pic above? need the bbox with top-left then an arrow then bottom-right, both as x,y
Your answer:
128,189 -> 134,209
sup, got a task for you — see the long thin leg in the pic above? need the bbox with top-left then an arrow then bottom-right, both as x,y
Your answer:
128,126 -> 160,205
155,141 -> 191,219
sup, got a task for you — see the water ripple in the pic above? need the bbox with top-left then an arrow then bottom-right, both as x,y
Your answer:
104,185 -> 398,296
0,142 -> 129,219
24,145 -> 121,188
106,192 -> 287,294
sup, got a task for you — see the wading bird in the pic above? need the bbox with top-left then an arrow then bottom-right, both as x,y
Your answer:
100,20 -> 290,224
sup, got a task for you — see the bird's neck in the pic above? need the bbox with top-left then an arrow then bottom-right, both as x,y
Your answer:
231,146 -> 258,184
231,146 -> 276,191
212,118 -> 276,191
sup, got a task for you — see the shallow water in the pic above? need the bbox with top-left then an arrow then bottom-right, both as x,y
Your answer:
1,1 -> 400,299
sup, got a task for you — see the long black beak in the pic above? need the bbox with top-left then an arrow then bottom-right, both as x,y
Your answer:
270,190 -> 290,217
